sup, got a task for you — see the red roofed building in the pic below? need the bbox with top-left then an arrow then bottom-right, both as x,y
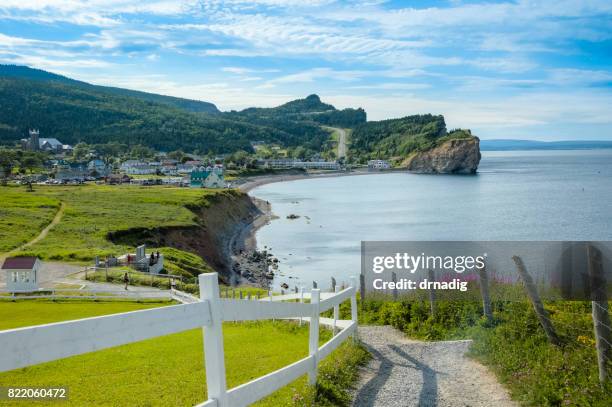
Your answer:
2,256 -> 40,291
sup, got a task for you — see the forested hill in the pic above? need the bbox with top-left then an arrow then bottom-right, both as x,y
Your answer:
348,114 -> 475,163
228,94 -> 366,128
0,66 -> 364,154
0,65 -> 219,114
0,65 -> 476,162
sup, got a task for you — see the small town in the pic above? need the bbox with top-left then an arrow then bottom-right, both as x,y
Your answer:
1,128 -> 393,189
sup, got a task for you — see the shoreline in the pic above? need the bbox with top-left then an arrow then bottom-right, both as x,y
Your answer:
229,169 -> 381,288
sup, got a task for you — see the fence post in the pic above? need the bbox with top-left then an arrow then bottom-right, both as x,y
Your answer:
513,255 -> 560,346
478,265 -> 493,323
333,285 -> 340,335
331,277 -> 336,293
350,276 -> 358,340
428,269 -> 436,318
269,291 -> 274,322
391,272 -> 398,301
199,273 -> 228,406
299,287 -> 304,327
308,289 -> 320,385
359,273 -> 365,310
587,245 -> 612,385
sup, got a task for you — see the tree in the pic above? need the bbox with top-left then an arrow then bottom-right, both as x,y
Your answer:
0,149 -> 17,185
21,155 -> 41,173
73,143 -> 89,161
168,150 -> 185,161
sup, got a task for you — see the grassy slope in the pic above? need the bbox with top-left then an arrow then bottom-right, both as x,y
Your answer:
0,191 -> 60,252
0,185 -> 227,277
0,301 -> 368,406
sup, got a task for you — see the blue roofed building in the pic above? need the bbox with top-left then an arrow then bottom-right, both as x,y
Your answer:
190,166 -> 224,188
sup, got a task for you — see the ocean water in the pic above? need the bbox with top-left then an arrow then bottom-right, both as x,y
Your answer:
251,150 -> 612,290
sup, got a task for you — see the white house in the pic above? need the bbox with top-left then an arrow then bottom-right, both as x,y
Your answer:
120,160 -> 159,175
368,159 -> 391,170
2,257 -> 40,291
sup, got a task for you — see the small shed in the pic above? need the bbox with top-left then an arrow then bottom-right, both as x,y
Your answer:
2,256 -> 41,291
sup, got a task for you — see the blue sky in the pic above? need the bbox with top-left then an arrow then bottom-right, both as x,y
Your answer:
1,0 -> 611,140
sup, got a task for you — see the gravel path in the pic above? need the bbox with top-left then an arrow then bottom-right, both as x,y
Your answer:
352,326 -> 517,407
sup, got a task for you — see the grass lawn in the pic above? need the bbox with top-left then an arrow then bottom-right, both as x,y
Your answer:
0,190 -> 60,252
0,301 -> 368,406
0,184 -> 230,277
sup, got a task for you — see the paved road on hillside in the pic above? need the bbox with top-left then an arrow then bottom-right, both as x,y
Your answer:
352,326 -> 516,407
336,127 -> 347,159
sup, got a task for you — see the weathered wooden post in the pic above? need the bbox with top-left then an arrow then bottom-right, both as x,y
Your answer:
428,269 -> 436,318
359,273 -> 365,310
587,245 -> 612,385
308,289 -> 321,385
269,291 -> 275,322
331,277 -> 336,293
478,265 -> 493,323
391,271 -> 398,301
312,281 -> 318,289
299,287 -> 304,327
351,276 -> 358,340
513,255 -> 560,346
232,289 -> 235,299
333,285 -> 340,335
199,273 -> 228,406
239,291 -> 243,300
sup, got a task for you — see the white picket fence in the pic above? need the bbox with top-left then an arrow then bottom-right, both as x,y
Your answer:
0,272 -> 358,407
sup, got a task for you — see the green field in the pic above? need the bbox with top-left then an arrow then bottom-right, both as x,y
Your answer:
0,184 -> 228,277
0,191 -> 60,253
0,301 -> 368,406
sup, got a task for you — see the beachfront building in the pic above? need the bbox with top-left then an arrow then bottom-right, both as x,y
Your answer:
190,166 -> 224,188
2,256 -> 41,291
120,160 -> 159,175
368,160 -> 391,170
258,159 -> 340,170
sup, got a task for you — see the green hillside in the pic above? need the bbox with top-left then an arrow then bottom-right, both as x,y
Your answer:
349,114 -> 473,163
0,65 -> 476,163
0,65 -> 219,114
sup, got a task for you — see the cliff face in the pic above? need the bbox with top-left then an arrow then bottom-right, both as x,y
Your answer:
108,191 -> 260,283
403,137 -> 481,174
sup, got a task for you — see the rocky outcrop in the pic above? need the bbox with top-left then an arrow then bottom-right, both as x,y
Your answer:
403,137 -> 481,174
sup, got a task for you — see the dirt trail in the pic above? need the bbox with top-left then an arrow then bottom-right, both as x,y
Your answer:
0,202 -> 65,262
352,326 -> 516,407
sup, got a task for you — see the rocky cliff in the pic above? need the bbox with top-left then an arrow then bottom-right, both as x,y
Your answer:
402,137 -> 481,174
108,190 -> 261,284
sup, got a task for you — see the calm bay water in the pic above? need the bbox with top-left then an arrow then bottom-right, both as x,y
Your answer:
251,150 -> 612,290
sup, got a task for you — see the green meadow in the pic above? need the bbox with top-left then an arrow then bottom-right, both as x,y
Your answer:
0,184 -> 228,276
0,190 -> 60,253
0,301 -> 368,406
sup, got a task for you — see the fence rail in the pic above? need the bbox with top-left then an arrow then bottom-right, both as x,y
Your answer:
0,273 -> 358,407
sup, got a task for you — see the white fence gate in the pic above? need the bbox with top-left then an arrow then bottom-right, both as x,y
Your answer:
0,272 -> 358,407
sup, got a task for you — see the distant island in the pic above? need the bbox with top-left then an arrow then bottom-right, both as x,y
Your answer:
0,64 -> 480,174
480,139 -> 612,151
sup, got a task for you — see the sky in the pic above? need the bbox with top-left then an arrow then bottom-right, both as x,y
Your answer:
0,1 -> 611,140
